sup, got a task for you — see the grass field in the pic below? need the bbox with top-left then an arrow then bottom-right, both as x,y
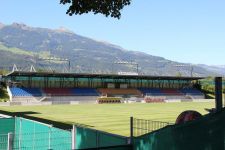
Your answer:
0,102 -> 214,136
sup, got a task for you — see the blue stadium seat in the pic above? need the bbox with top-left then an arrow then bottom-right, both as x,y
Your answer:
138,88 -> 164,96
179,88 -> 203,95
71,88 -> 99,96
10,87 -> 43,97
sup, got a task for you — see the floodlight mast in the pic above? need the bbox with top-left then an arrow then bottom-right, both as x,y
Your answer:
175,64 -> 194,77
113,61 -> 139,75
38,57 -> 71,73
157,60 -> 194,77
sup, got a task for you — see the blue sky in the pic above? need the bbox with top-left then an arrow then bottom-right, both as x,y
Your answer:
0,0 -> 225,65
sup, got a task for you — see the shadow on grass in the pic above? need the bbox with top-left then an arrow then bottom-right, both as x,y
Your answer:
10,111 -> 40,115
69,122 -> 95,128
0,110 -> 95,130
0,110 -> 72,129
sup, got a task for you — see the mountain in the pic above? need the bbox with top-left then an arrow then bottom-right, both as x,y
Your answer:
0,22 -> 220,76
0,23 -> 4,29
197,64 -> 225,77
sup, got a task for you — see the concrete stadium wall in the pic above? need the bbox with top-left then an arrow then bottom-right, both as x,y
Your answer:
165,95 -> 187,100
44,96 -> 98,103
12,97 -> 42,102
165,99 -> 182,103
192,99 -> 214,102
20,102 -> 52,106
188,95 -> 205,99
6,96 -> 98,105
10,95 -> 98,104
0,102 -> 10,106
0,102 -> 52,106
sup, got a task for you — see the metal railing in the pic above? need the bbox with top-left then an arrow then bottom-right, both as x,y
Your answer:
131,117 -> 173,137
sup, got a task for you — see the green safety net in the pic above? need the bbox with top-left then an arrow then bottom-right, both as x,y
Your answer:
13,117 -> 50,149
50,127 -> 72,150
0,134 -> 8,150
75,126 -> 128,149
0,117 -> 71,150
0,118 -> 15,150
13,117 -> 72,150
0,118 -> 15,134
0,117 -> 129,150
134,108 -> 225,150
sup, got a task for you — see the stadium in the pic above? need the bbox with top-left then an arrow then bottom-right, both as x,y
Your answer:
1,68 -> 223,150
5,71 -> 205,103
1,0 -> 225,149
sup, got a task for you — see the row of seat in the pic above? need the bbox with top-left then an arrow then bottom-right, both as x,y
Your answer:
138,88 -> 204,96
10,87 -> 204,97
179,88 -> 203,95
10,88 -> 42,97
10,88 -> 99,97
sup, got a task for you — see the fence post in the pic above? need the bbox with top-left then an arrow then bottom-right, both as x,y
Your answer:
19,118 -> 22,150
48,127 -> 51,150
7,132 -> 13,150
72,125 -> 76,150
32,121 -> 36,149
130,116 -> 133,144
215,77 -> 223,112
96,130 -> 99,148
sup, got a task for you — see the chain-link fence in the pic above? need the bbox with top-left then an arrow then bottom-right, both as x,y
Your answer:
0,117 -> 132,150
132,117 -> 172,137
12,131 -> 71,150
0,134 -> 8,150
0,117 -> 72,150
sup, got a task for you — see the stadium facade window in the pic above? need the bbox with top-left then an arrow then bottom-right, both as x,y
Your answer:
77,78 -> 88,82
92,78 -> 102,82
32,77 -> 45,81
104,78 -> 114,82
48,77 -> 61,81
15,76 -> 28,81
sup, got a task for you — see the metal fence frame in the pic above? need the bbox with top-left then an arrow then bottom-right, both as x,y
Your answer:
1,116 -> 173,149
131,117 -> 172,137
1,118 -> 132,150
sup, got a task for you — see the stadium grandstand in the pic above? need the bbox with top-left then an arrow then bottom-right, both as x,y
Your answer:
4,71 -> 205,104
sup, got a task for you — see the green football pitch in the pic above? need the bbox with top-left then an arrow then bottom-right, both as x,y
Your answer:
0,102 -> 214,136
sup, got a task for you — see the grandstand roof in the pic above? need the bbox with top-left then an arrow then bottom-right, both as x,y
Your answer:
6,71 -> 204,81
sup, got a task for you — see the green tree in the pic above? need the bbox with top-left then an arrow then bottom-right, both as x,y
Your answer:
60,0 -> 131,19
0,69 -> 8,75
176,72 -> 182,77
